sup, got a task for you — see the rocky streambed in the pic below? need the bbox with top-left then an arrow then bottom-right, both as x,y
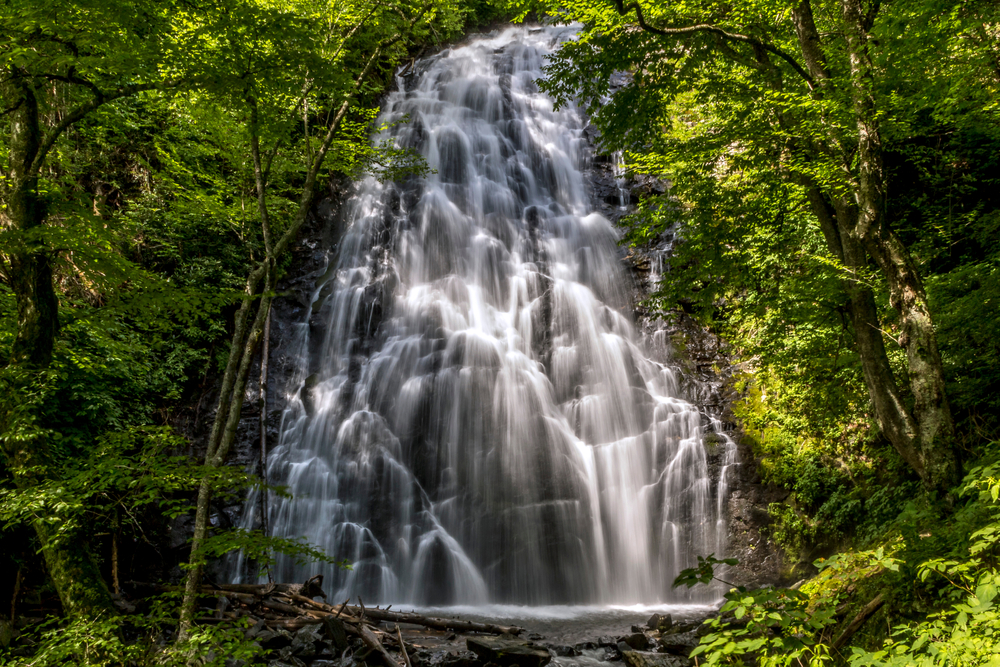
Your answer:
247,604 -> 714,667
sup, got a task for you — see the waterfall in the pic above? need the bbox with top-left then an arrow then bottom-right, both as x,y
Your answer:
232,25 -> 734,606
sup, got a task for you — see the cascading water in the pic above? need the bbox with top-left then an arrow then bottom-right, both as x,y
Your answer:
232,26 -> 735,607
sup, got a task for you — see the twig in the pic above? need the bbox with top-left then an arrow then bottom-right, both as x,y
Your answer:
397,625 -> 412,667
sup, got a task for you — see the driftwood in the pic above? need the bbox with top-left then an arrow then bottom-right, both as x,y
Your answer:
124,573 -> 522,667
832,593 -> 885,650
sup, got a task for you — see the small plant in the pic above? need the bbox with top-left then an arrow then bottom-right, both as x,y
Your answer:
674,555 -> 837,666
848,459 -> 1000,667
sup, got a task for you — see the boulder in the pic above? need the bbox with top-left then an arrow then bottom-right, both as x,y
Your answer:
656,631 -> 698,657
646,614 -> 673,632
466,638 -> 552,667
619,633 -> 651,650
548,645 -> 580,657
621,650 -> 691,667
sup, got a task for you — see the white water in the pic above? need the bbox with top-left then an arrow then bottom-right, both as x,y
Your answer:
232,26 -> 734,606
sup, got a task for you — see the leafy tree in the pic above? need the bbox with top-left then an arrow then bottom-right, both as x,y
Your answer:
523,0 -> 1000,492
1,0 -> 199,618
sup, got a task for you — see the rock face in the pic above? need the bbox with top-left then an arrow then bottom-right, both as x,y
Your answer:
466,638 -> 552,667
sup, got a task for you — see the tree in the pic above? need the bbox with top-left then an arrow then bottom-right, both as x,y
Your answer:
0,0 -> 193,617
530,0 -> 1000,492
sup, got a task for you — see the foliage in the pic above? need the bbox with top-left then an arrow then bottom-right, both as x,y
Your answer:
848,457 -> 1000,666
515,0 -> 1000,546
675,555 -> 838,666
676,452 -> 1000,665
7,599 -> 264,667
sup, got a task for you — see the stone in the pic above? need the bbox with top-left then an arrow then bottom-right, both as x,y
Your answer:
257,629 -> 293,650
646,614 -> 672,632
631,625 -> 644,634
429,649 -> 479,667
293,624 -> 323,657
621,650 -> 691,667
573,641 -> 598,651
548,645 -> 580,657
245,619 -> 268,640
0,621 -> 15,649
597,636 -> 618,647
619,633 -> 651,650
291,636 -> 317,658
656,632 -> 698,657
466,638 -> 552,667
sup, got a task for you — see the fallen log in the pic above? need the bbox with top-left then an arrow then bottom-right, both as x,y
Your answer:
263,591 -> 521,636
340,606 -> 524,636
126,580 -> 522,635
832,593 -> 885,650
358,621 -> 404,667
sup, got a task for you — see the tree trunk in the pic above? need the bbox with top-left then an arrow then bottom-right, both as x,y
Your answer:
1,72 -> 115,618
841,0 -> 958,491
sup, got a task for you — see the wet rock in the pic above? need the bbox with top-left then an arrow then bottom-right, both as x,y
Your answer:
647,613 -> 672,632
573,641 -> 598,651
597,636 -> 618,648
656,631 -> 698,657
548,645 -> 581,657
466,638 -> 551,667
619,633 -> 651,650
621,650 -> 691,667
429,649 -> 483,667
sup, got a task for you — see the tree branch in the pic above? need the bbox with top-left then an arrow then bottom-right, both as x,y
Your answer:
28,80 -> 177,177
613,0 -> 815,87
